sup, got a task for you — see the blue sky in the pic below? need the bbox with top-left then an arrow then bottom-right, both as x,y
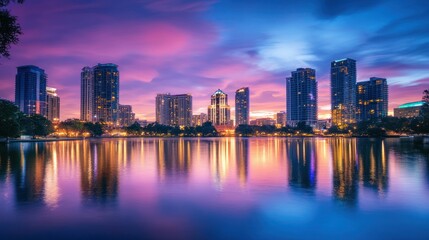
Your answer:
0,0 -> 428,120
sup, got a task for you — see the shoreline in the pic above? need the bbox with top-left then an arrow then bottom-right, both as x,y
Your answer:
0,135 -> 418,143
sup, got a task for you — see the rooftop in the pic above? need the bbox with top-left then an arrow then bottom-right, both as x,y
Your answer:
212,89 -> 227,96
398,101 -> 425,109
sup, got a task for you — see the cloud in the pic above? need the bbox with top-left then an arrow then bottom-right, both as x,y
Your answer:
317,0 -> 383,19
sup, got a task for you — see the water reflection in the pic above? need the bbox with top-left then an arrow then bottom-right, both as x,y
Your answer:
156,139 -> 192,183
0,137 -> 428,212
236,138 -> 249,186
331,138 -> 359,205
80,141 -> 120,205
287,139 -> 317,191
358,139 -> 388,194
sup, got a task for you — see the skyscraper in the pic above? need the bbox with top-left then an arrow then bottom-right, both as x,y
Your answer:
15,65 -> 47,116
156,93 -> 192,126
331,58 -> 357,128
286,68 -> 318,126
93,64 -> 120,125
356,77 -> 388,122
235,87 -> 250,126
208,89 -> 231,126
118,104 -> 135,127
46,87 -> 60,122
81,66 -> 94,122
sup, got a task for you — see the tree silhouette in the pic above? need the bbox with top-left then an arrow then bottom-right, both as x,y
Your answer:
0,0 -> 24,58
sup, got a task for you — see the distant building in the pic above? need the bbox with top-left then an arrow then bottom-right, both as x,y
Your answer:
250,118 -> 276,126
136,119 -> 150,127
80,63 -> 120,125
276,111 -> 286,126
235,87 -> 250,126
80,66 -> 94,122
286,68 -> 318,127
118,104 -> 135,127
331,58 -> 357,128
208,89 -> 231,126
15,65 -> 47,116
46,87 -> 60,122
394,101 -> 424,118
156,93 -> 192,126
356,77 -> 388,122
192,113 -> 208,126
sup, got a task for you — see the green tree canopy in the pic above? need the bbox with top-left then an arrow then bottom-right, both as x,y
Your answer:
0,99 -> 21,137
0,0 -> 24,58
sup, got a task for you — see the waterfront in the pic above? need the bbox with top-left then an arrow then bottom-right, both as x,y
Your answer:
0,137 -> 429,239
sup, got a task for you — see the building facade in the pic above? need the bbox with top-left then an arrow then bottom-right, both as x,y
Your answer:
46,87 -> 60,122
356,77 -> 388,122
250,118 -> 276,126
156,93 -> 192,126
208,89 -> 231,126
286,68 -> 318,127
80,66 -> 94,122
192,113 -> 208,126
80,64 -> 120,125
331,58 -> 357,128
394,101 -> 424,118
15,65 -> 47,116
235,87 -> 250,126
93,64 -> 120,125
276,111 -> 286,126
118,104 -> 135,127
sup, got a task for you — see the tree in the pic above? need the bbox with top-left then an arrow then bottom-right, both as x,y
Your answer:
0,0 -> 24,58
58,119 -> 84,136
0,99 -> 21,137
24,114 -> 53,137
84,122 -> 104,137
235,124 -> 254,136
296,121 -> 313,134
196,122 -> 217,136
126,121 -> 141,135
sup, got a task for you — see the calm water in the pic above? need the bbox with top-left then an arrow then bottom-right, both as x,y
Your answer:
1,137 -> 429,239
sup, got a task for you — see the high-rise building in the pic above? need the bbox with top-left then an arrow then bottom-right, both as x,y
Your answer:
331,58 -> 357,128
286,68 -> 318,126
81,66 -> 94,122
235,87 -> 250,126
46,87 -> 60,122
208,89 -> 231,126
155,93 -> 192,126
276,111 -> 286,126
192,113 -> 208,126
15,65 -> 47,116
93,64 -> 120,125
118,104 -> 135,127
356,77 -> 388,122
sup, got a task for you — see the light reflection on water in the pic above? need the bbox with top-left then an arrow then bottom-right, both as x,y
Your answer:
0,137 -> 429,239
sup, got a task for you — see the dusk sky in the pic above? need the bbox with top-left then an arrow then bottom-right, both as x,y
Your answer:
1,0 -> 428,121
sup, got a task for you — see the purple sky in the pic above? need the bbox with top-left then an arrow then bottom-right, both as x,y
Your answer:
1,0 -> 428,121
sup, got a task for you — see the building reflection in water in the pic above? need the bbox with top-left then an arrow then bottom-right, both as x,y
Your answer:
235,138 -> 249,186
156,139 -> 192,183
331,138 -> 359,206
286,139 -> 317,191
0,143 -> 48,206
80,140 -> 121,205
208,138 -> 234,189
358,139 -> 388,195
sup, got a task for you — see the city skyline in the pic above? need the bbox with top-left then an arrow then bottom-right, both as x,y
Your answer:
1,1 -> 428,121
